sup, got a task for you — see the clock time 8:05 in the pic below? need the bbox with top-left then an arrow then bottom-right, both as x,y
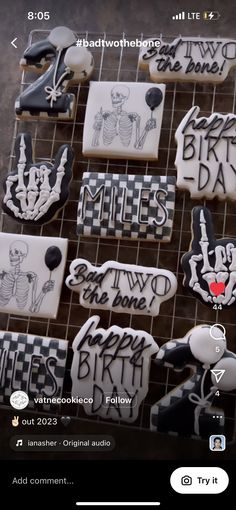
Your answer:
28,12 -> 50,20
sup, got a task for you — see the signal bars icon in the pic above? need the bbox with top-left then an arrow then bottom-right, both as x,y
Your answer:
172,11 -> 185,20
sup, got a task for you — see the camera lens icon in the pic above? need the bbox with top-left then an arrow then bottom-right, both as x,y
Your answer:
181,475 -> 192,486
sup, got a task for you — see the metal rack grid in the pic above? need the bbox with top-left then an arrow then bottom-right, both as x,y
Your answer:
0,30 -> 236,441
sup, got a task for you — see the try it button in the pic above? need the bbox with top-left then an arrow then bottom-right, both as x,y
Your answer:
170,467 -> 229,494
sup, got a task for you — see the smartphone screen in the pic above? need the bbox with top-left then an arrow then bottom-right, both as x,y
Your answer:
0,0 -> 235,508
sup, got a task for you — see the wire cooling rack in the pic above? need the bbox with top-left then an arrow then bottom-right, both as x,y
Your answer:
0,30 -> 236,441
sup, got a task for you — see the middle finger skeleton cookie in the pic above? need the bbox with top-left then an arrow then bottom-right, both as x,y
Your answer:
182,206 -> 236,307
2,133 -> 74,225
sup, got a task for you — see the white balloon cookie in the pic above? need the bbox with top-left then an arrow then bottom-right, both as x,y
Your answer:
66,258 -> 177,316
151,324 -> 236,438
139,36 -> 236,83
175,106 -> 236,200
82,81 -> 165,160
70,315 -> 159,422
15,26 -> 94,120
0,232 -> 67,318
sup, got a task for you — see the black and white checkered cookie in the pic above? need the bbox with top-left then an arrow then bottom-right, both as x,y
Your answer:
0,331 -> 68,410
77,172 -> 176,242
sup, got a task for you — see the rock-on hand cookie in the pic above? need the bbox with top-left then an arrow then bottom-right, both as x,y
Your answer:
3,133 -> 74,225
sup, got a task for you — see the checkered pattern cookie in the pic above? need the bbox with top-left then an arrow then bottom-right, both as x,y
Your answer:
0,331 -> 68,410
77,172 -> 176,242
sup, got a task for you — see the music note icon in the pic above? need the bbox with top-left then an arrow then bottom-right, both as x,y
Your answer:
16,439 -> 23,447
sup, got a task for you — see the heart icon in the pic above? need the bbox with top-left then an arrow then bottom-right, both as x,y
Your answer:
210,282 -> 225,296
60,416 -> 71,427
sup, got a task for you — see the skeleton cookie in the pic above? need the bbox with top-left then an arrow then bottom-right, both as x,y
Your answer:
2,133 -> 73,225
182,206 -> 236,307
15,26 -> 94,120
0,233 -> 67,318
82,81 -> 165,160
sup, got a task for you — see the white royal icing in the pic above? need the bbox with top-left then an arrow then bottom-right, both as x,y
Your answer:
139,36 -> 236,83
175,106 -> 236,200
82,81 -> 165,160
66,258 -> 177,316
70,315 -> 159,422
0,233 -> 67,318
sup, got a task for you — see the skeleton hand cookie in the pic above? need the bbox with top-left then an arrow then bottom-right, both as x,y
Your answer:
83,81 -> 165,160
182,206 -> 236,307
15,26 -> 94,120
3,133 -> 74,225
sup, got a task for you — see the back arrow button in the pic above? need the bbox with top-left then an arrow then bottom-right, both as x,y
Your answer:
11,38 -> 17,49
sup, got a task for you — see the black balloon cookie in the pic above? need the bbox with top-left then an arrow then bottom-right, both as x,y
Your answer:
182,206 -> 236,307
15,26 -> 94,120
3,133 -> 74,225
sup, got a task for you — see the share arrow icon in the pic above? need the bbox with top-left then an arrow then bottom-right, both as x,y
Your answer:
210,369 -> 226,383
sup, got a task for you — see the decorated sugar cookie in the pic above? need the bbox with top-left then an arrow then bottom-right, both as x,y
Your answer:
77,172 -> 176,242
151,324 -> 236,438
66,258 -> 177,316
3,133 -> 74,225
71,315 -> 159,422
82,81 -> 165,160
0,331 -> 68,409
0,233 -> 67,318
175,106 -> 236,200
15,26 -> 94,120
181,206 -> 236,307
139,36 -> 236,83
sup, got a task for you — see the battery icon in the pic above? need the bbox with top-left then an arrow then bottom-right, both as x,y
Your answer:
203,11 -> 220,20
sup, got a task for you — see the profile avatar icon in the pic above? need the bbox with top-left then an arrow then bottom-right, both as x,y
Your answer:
209,434 -> 226,451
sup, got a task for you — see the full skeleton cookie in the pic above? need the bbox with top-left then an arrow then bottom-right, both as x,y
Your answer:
0,232 -> 67,318
175,106 -> 236,201
77,172 -> 176,242
82,81 -> 165,160
139,36 -> 236,83
15,26 -> 94,120
3,133 -> 74,225
66,258 -> 177,316
181,206 -> 236,307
